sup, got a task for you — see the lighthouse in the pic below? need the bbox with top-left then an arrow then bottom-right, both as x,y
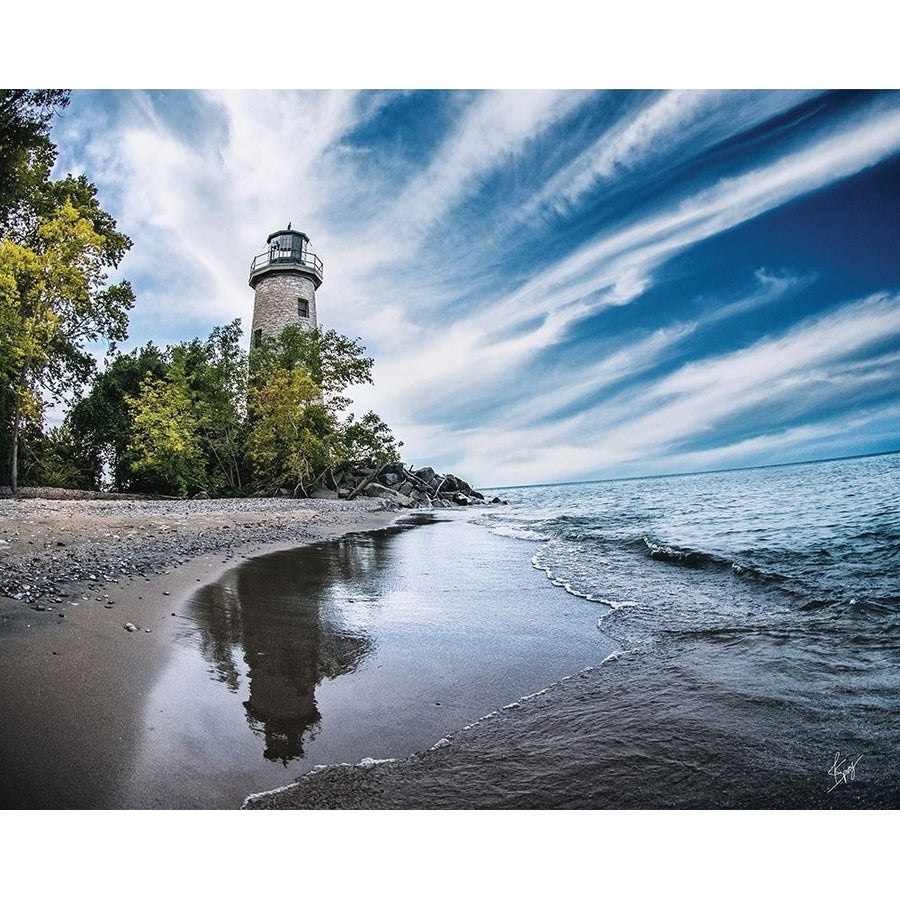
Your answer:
248,227 -> 324,346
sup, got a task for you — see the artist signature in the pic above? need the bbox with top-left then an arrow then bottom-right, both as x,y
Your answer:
827,752 -> 863,793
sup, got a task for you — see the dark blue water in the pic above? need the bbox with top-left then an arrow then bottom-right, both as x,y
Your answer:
251,453 -> 900,809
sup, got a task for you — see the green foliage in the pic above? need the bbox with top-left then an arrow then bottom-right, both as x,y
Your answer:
169,320 -> 248,492
342,410 -> 403,466
26,423 -> 100,490
66,343 -> 168,491
126,374 -> 205,496
0,89 -> 69,239
244,324 -> 401,494
249,325 -> 373,411
245,366 -> 331,492
0,112 -> 135,489
68,322 -> 250,495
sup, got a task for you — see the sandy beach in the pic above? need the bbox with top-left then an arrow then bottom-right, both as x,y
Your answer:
1,494 -> 620,810
0,495 -> 402,809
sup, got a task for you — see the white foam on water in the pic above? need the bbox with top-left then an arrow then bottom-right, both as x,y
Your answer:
358,757 -> 397,768
487,523 -> 548,542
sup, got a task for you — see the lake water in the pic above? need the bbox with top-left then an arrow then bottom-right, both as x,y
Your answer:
246,452 -> 900,809
118,453 -> 900,808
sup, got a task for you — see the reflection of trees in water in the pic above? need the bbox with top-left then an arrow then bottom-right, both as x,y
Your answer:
191,577 -> 244,692
187,529 -> 409,763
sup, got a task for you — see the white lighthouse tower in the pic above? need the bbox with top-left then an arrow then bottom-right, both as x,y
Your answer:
248,227 -> 324,346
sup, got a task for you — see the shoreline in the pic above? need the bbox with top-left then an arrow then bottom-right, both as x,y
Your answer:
0,496 -> 405,809
0,496 -> 405,622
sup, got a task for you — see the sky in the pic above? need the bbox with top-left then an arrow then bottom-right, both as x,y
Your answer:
47,88 -> 900,488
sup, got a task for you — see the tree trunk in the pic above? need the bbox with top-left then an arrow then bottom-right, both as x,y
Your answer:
9,384 -> 24,494
346,461 -> 387,501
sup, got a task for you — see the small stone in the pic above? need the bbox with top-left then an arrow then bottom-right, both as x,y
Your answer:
124,623 -> 139,632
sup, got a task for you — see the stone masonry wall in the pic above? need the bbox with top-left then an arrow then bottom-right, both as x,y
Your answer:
251,271 -> 318,341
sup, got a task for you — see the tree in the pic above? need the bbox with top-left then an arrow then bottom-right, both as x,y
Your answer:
245,366 -> 330,493
126,374 -> 205,497
245,325 -> 400,493
341,410 -> 403,466
25,423 -> 100,490
66,343 -> 168,491
169,320 -> 248,492
1,184 -> 135,490
0,90 -> 69,238
68,323 -> 251,496
249,325 -> 374,411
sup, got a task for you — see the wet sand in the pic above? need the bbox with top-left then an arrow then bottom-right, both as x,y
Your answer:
1,499 -> 617,809
0,496 -> 401,809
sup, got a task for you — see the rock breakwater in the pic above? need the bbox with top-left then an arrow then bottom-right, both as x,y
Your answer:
322,461 -> 504,509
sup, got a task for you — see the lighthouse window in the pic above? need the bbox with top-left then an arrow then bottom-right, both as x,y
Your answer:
297,298 -> 309,318
253,328 -> 263,347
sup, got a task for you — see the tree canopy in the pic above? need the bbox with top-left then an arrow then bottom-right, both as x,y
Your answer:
1,89 -> 137,490
65,322 -> 401,497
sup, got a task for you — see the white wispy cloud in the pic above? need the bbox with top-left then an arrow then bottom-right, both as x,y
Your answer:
522,90 -> 822,218
488,97 -> 900,334
437,291 -> 900,485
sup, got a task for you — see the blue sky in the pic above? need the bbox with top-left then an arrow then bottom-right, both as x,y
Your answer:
48,89 -> 900,487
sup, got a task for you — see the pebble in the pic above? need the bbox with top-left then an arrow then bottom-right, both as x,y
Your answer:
1,498 -> 379,619
124,623 -> 139,632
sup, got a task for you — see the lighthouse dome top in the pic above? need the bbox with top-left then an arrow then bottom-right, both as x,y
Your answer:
267,227 -> 310,245
249,225 -> 324,289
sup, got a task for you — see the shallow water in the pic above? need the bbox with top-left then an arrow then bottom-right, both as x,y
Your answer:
113,514 -> 615,809
249,453 -> 900,809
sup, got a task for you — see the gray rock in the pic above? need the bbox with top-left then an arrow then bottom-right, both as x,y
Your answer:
363,484 -> 414,507
380,462 -> 408,481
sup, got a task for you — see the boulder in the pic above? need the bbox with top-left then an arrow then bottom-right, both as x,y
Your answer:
380,461 -> 408,481
412,466 -> 437,485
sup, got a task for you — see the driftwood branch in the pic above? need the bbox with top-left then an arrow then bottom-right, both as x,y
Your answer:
346,461 -> 388,500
